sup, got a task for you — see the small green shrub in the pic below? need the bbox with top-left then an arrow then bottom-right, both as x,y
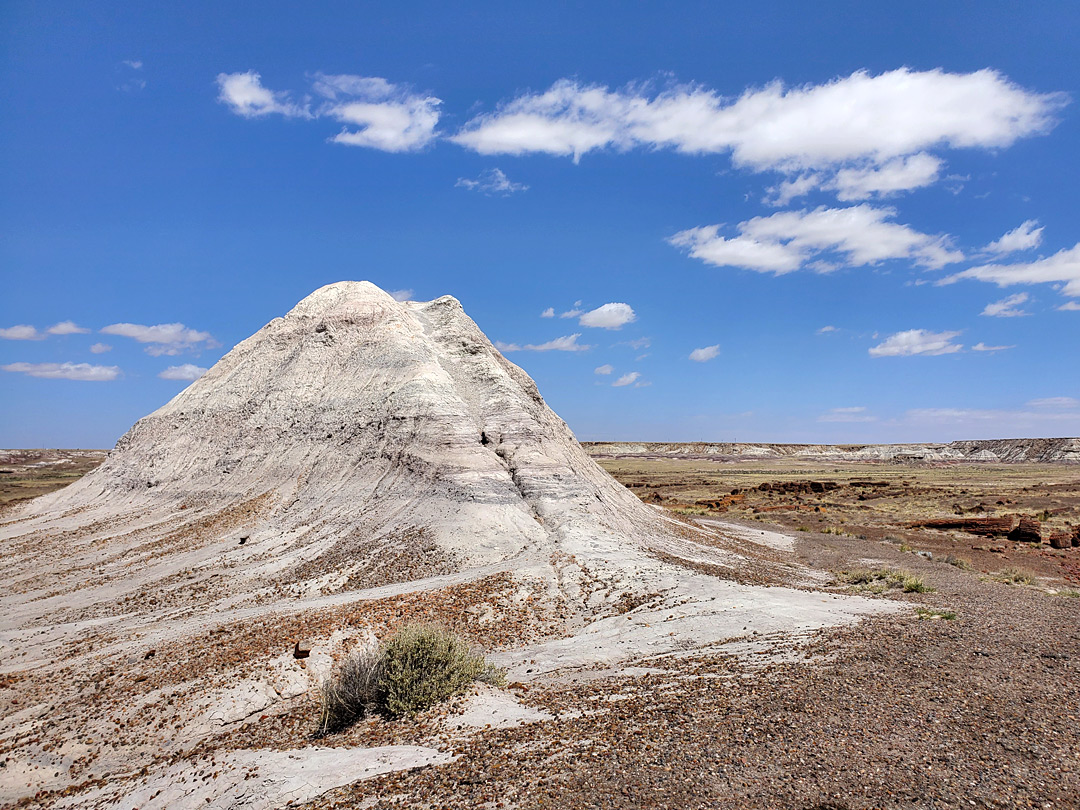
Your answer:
916,607 -> 957,620
379,624 -> 494,719
901,575 -> 932,593
943,555 -> 973,571
315,624 -> 504,733
994,568 -> 1037,586
1054,589 -> 1080,598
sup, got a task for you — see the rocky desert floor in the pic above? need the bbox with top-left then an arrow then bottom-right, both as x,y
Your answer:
3,453 -> 1080,809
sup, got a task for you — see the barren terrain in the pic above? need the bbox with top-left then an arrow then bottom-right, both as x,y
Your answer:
3,449 -> 1079,809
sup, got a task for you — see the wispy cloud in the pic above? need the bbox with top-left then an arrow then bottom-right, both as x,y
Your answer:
100,322 -> 218,356
216,71 -> 441,152
455,168 -> 528,195
594,364 -> 614,375
981,292 -> 1030,317
612,371 -> 641,387
983,219 -> 1043,256
816,325 -> 838,334
869,329 -> 963,357
670,205 -> 961,274
540,307 -> 555,318
89,343 -> 112,354
971,342 -> 1015,352
159,364 -> 208,381
388,289 -> 414,302
495,333 -> 593,352
1028,396 -> 1078,409
941,242 -> 1080,301
2,362 -> 120,381
688,344 -> 720,362
819,406 -> 877,423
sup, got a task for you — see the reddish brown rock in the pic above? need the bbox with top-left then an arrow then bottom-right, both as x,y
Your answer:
912,517 -> 1015,537
1008,518 -> 1042,544
1050,532 -> 1071,550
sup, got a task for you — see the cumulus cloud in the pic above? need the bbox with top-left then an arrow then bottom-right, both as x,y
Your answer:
495,333 -> 592,352
452,68 -> 1064,198
388,289 -> 414,302
159,364 -> 208,381
819,406 -> 877,423
981,292 -> 1030,317
869,329 -> 963,357
455,168 -> 528,195
594,364 -> 614,375
670,205 -> 961,274
89,342 -> 112,354
578,303 -> 636,329
941,242 -> 1080,299
100,322 -> 218,356
2,362 -> 120,381
540,307 -> 555,318
971,342 -> 1015,352
46,321 -> 90,335
984,220 -> 1043,255
689,344 -> 720,362
0,325 -> 44,340
612,371 -> 641,387
1059,301 -> 1080,311
217,71 -> 441,152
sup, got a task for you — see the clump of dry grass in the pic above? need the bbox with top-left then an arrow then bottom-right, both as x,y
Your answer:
987,568 -> 1038,586
315,643 -> 383,736
834,568 -> 934,594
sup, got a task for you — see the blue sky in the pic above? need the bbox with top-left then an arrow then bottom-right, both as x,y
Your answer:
3,1 -> 1079,447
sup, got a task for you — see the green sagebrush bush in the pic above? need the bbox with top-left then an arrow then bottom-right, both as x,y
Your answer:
315,624 -> 504,735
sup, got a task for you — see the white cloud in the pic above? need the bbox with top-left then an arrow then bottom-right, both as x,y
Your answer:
495,333 -> 592,352
816,325 -> 837,334
0,325 -> 44,340
89,342 -> 112,354
981,292 -> 1030,317
819,406 -> 877,423
620,337 -> 651,350
578,302 -> 636,330
1028,397 -> 1078,409
46,320 -> 90,335
594,364 -> 614,375
100,322 -> 218,355
559,308 -> 583,319
216,71 -> 309,118
689,344 -> 720,362
1059,301 -> 1080,311
123,60 -> 143,70
452,69 -> 1065,197
869,329 -> 963,357
984,220 -> 1043,255
942,242 -> 1080,299
764,173 -> 822,206
2,362 -> 120,381
217,71 -> 440,152
388,289 -> 413,302
455,168 -> 528,195
612,371 -> 641,387
540,307 -> 555,318
832,153 -> 943,200
159,364 -> 208,381
971,342 -> 1015,352
670,204 -> 962,275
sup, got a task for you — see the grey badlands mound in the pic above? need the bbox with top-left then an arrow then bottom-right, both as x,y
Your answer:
0,282 -> 894,809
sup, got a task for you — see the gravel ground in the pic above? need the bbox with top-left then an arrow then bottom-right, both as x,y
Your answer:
296,529 -> 1080,810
